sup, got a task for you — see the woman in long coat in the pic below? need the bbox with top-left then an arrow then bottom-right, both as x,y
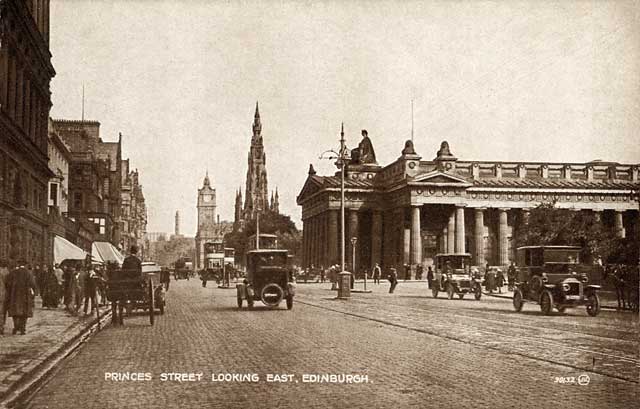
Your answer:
6,262 -> 36,335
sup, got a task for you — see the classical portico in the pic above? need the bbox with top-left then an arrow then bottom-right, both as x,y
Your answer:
297,138 -> 639,275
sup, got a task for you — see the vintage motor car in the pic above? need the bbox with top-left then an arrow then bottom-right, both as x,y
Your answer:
512,246 -> 600,316
432,253 -> 482,300
236,249 -> 295,310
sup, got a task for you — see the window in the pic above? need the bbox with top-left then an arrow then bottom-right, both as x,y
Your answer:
49,182 -> 58,206
73,192 -> 82,210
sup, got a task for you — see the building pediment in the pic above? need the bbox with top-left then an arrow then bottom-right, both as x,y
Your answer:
411,171 -> 473,187
296,175 -> 325,204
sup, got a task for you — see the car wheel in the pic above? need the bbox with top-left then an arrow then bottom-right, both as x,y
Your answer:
557,306 -> 566,313
540,290 -> 553,315
286,296 -> 293,310
513,289 -> 523,312
446,283 -> 454,300
431,286 -> 439,298
458,293 -> 464,300
474,286 -> 482,300
586,293 -> 601,317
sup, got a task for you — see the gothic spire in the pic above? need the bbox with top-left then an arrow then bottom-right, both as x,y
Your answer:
203,170 -> 210,187
252,101 -> 262,136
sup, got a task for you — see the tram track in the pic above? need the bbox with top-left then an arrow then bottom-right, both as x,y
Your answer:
295,297 -> 640,384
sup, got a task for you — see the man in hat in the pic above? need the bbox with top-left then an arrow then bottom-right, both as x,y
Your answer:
121,245 -> 142,280
6,260 -> 36,335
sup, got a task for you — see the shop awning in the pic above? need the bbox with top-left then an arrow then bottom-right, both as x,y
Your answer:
92,241 -> 125,266
53,235 -> 89,264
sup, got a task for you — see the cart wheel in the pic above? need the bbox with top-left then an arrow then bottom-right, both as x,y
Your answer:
474,286 -> 482,300
513,289 -> 524,312
446,283 -> 455,300
149,281 -> 155,326
111,302 -> 118,325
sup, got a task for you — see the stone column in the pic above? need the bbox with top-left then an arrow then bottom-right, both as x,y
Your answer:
319,213 -> 326,268
498,208 -> 509,266
348,209 -> 359,272
313,216 -> 319,267
328,210 -> 338,266
302,219 -> 308,267
447,211 -> 455,253
410,205 -> 422,267
370,210 -> 382,270
455,206 -> 465,253
474,208 -> 485,266
8,56 -> 16,118
0,47 -> 7,107
615,211 -> 625,238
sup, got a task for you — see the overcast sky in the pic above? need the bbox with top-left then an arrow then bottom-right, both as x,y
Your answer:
49,0 -> 640,235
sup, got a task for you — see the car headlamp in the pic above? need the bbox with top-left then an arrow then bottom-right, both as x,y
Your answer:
562,283 -> 571,292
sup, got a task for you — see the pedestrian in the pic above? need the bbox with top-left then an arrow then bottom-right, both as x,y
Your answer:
388,268 -> 398,294
416,264 -> 424,281
5,260 -> 37,335
42,265 -> 60,308
71,267 -> 83,315
373,263 -> 381,285
507,262 -> 516,291
404,264 -> 411,281
0,259 -> 11,335
320,268 -> 326,283
496,268 -> 505,293
34,264 -> 44,297
83,264 -> 98,315
160,267 -> 170,291
427,266 -> 434,289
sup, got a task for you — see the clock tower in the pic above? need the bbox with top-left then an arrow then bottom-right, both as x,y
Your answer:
195,172 -> 217,269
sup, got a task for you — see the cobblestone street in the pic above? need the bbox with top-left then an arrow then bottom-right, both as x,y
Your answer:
22,280 -> 639,409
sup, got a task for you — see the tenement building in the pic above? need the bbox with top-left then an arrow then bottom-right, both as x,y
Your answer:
297,134 -> 639,274
0,0 -> 56,265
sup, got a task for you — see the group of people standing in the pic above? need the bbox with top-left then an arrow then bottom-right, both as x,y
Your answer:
0,258 -> 107,336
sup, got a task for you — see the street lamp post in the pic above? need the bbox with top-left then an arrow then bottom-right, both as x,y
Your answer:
320,123 -> 351,298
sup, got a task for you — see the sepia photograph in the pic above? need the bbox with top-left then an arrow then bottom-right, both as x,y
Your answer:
0,0 -> 638,408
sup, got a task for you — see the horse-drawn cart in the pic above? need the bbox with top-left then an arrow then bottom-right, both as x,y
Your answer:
106,268 -> 157,326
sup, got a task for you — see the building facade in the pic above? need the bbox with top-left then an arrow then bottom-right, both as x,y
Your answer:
0,0 -> 56,265
120,161 -> 147,254
297,136 -> 639,275
195,173 -> 233,269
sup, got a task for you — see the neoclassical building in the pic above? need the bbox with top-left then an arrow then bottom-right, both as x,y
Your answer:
297,135 -> 639,275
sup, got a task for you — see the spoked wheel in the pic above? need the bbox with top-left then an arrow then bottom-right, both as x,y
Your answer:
446,283 -> 455,300
513,289 -> 523,312
540,290 -> 553,315
432,286 -> 439,298
474,286 -> 482,300
586,293 -> 601,317
148,281 -> 155,326
458,293 -> 464,299
111,302 -> 118,325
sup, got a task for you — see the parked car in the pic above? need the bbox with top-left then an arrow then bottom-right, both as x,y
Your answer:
236,249 -> 296,310
513,246 -> 601,316
431,253 -> 482,300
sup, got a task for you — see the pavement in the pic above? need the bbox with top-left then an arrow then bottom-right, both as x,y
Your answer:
9,279 -> 639,409
0,297 -> 109,407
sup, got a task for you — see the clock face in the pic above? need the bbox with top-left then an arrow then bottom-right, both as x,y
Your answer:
203,195 -> 211,202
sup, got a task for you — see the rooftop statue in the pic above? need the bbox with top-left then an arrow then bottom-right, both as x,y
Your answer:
350,129 -> 377,165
